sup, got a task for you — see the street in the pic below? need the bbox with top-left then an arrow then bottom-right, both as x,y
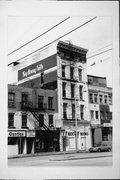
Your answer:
8,152 -> 112,166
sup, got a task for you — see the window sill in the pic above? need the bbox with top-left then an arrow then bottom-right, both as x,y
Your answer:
8,126 -> 16,129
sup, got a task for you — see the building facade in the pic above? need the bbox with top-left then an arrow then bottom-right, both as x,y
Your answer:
88,75 -> 112,147
8,41 -> 93,154
8,84 -> 59,156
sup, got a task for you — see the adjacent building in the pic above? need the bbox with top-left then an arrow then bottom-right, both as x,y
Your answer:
88,75 -> 112,147
8,84 -> 59,156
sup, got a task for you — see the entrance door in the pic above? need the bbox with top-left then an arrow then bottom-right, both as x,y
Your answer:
81,137 -> 86,150
27,138 -> 33,154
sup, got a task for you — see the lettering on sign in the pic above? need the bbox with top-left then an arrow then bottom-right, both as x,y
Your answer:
22,64 -> 43,78
68,132 -> 75,136
80,132 -> 88,136
8,131 -> 26,137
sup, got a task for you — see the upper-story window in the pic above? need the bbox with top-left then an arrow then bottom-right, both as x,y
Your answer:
79,85 -> 83,100
22,114 -> 27,128
78,69 -> 82,81
72,104 -> 75,119
110,112 -> 112,120
108,94 -> 112,104
104,95 -> 108,104
38,96 -> 44,109
62,65 -> 65,77
95,111 -> 99,119
63,103 -> 67,119
90,110 -> 94,120
8,93 -> 15,108
22,93 -> 28,107
8,113 -> 14,128
48,97 -> 53,110
89,93 -> 93,103
39,114 -> 44,127
49,114 -> 54,127
80,105 -> 84,120
99,94 -> 103,103
70,67 -> 74,79
62,82 -> 66,97
94,94 -> 98,103
71,83 -> 75,98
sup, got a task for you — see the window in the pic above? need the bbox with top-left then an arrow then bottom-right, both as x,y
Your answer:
49,115 -> 54,127
72,104 -> 75,119
70,67 -> 74,79
8,113 -> 14,128
100,111 -> 104,120
22,93 -> 28,107
95,111 -> 99,119
79,85 -> 83,100
80,105 -> 84,120
62,82 -> 66,97
63,103 -> 67,119
38,96 -> 44,109
108,94 -> 112,104
71,84 -> 75,98
104,95 -> 108,104
48,97 -> 53,110
39,114 -> 44,127
110,112 -> 112,120
8,93 -> 15,108
62,65 -> 65,77
105,112 -> 109,120
22,114 -> 27,128
89,93 -> 93,103
94,94 -> 98,103
90,110 -> 94,120
99,95 -> 103,103
78,69 -> 82,81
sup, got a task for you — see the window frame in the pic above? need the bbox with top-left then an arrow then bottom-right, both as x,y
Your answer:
48,97 -> 53,110
8,92 -> 15,108
8,113 -> 14,128
22,114 -> 27,128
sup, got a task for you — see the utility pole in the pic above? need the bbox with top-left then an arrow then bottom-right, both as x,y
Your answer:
75,85 -> 78,152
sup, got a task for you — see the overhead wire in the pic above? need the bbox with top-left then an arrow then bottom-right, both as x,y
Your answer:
8,16 -> 70,56
8,16 -> 97,66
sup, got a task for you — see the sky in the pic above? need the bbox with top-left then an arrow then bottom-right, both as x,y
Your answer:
6,1 -> 118,88
7,15 -> 113,87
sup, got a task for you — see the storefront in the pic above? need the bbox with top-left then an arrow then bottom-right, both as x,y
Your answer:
61,125 -> 91,151
8,129 -> 35,156
35,129 -> 60,152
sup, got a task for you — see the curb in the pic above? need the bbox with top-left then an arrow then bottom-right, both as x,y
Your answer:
49,155 -> 112,161
8,151 -> 87,159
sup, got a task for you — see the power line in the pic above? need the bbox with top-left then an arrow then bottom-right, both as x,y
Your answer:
87,48 -> 112,59
8,16 -> 97,66
8,16 -> 70,56
87,44 -> 112,56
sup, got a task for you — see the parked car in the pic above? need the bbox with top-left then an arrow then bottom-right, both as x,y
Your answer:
89,144 -> 112,152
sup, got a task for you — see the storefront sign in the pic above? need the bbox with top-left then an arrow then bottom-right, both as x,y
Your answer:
8,131 -> 26,137
27,130 -> 35,137
80,132 -> 88,136
68,132 -> 75,136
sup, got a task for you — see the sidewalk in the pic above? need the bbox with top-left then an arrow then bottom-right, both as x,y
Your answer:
8,150 -> 85,159
8,150 -> 112,160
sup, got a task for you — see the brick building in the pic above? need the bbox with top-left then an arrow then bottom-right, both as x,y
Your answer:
88,75 -> 112,147
8,41 -> 92,153
8,84 -> 59,156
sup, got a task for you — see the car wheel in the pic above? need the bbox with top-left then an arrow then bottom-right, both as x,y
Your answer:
98,148 -> 101,152
108,148 -> 111,152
